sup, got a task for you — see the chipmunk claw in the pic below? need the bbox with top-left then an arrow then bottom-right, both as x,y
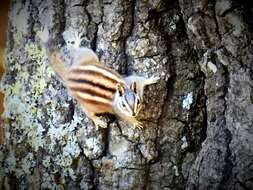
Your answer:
134,121 -> 144,130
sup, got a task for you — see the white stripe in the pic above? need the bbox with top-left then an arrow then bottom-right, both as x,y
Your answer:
76,65 -> 125,84
76,91 -> 112,105
134,97 -> 138,114
123,98 -> 133,115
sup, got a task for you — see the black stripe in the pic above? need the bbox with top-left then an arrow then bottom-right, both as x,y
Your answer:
70,87 -> 113,100
68,78 -> 116,93
70,69 -> 120,84
76,95 -> 111,107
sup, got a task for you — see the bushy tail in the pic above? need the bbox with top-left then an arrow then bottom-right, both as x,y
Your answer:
48,51 -> 68,82
38,28 -> 68,82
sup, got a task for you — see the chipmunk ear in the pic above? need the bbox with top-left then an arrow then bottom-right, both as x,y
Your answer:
130,81 -> 137,94
116,83 -> 125,96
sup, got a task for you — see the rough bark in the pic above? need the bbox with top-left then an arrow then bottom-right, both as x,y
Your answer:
1,0 -> 253,189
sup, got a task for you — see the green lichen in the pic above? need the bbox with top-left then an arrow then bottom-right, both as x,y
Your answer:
8,80 -> 22,94
1,42 -> 54,178
30,66 -> 49,99
3,42 -> 51,150
14,31 -> 23,45
25,43 -> 46,61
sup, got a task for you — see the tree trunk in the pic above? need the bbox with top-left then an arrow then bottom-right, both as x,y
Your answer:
1,0 -> 253,189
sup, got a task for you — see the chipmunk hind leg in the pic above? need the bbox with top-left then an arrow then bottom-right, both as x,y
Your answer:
142,76 -> 160,86
91,115 -> 108,130
137,76 -> 160,99
81,106 -> 108,130
124,75 -> 160,99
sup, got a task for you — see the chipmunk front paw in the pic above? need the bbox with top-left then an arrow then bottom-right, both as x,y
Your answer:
133,120 -> 144,130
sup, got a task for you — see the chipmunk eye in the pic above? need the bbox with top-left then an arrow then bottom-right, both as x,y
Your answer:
137,98 -> 140,104
122,103 -> 126,108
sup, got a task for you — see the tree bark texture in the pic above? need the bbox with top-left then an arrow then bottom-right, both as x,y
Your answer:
1,0 -> 253,189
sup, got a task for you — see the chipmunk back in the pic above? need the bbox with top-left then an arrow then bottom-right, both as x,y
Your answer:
66,60 -> 125,115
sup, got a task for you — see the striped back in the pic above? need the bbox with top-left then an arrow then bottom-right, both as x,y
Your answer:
66,64 -> 125,114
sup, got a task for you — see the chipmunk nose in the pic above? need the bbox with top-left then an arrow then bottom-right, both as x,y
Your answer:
132,113 -> 136,117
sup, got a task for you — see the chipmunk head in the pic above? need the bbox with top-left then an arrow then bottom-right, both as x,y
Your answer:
113,82 -> 141,118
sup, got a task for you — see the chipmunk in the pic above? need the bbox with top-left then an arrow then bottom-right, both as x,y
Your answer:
39,29 -> 159,129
